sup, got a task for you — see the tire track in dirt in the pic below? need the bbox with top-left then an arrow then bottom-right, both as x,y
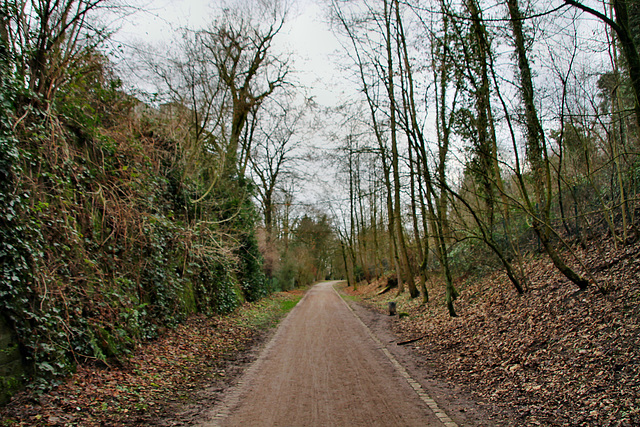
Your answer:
203,281 -> 455,426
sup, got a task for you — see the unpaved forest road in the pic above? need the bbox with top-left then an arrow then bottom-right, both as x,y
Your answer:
203,281 -> 458,427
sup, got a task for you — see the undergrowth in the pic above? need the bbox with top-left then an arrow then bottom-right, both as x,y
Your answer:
0,50 -> 271,397
0,290 -> 303,425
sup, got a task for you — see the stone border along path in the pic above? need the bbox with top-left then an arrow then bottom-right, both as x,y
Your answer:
204,284 -> 457,426
332,284 -> 459,427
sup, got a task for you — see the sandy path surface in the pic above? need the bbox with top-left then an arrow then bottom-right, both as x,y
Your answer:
204,281 -> 452,427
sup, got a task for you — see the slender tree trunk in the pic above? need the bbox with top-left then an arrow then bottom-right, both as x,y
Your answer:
609,21 -> 629,244
341,239 -> 356,289
508,0 -> 589,289
355,153 -> 369,278
409,143 -> 424,280
386,0 -> 417,298
333,3 -> 404,290
466,0 -> 496,232
433,9 -> 459,316
371,174 -> 382,277
282,191 -> 292,254
416,153 -> 430,304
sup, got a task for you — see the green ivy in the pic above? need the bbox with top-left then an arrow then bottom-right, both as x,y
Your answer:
0,40 -> 48,391
0,42 -> 270,395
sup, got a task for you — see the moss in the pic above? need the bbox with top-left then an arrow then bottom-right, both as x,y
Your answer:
180,281 -> 197,315
0,374 -> 23,405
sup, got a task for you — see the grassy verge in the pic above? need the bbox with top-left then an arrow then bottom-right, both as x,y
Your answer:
232,291 -> 304,329
338,292 -> 361,303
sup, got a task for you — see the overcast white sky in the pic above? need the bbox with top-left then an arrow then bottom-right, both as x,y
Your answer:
110,0 -> 351,213
112,0 -> 349,107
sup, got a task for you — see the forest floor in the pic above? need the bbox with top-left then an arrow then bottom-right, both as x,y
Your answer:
2,235 -> 639,426
0,290 -> 304,426
342,233 -> 640,426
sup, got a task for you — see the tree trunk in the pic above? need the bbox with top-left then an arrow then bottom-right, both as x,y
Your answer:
386,0 -> 418,298
508,0 -> 589,290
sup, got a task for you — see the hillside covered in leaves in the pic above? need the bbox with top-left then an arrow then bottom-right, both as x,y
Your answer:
343,229 -> 640,426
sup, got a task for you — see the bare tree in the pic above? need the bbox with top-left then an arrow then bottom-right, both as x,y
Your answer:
146,1 -> 291,207
201,4 -> 290,179
331,0 -> 420,297
249,96 -> 306,276
506,0 -> 589,289
385,0 -> 418,298
1,0 -> 112,102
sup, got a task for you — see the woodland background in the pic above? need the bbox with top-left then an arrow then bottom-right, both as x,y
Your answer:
0,0 -> 639,423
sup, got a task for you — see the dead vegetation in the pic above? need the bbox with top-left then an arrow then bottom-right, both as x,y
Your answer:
344,235 -> 640,426
0,291 -> 302,426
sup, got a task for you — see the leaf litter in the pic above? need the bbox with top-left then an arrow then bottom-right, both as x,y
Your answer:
0,291 -> 303,426
344,235 -> 640,426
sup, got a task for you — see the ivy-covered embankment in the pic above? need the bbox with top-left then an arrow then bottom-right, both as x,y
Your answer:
0,52 -> 271,401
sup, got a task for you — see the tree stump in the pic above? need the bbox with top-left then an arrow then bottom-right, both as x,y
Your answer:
388,301 -> 397,316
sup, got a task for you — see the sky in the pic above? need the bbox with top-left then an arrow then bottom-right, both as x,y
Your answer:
110,0 -> 352,213
113,0 -> 349,107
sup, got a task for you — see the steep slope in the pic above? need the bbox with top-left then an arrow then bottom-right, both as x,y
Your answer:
344,234 -> 640,426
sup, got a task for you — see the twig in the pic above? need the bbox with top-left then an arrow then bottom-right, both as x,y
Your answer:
12,109 -> 30,131
397,336 -> 426,346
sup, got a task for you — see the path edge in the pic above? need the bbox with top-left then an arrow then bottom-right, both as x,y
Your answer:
200,288 -> 313,427
332,283 -> 459,427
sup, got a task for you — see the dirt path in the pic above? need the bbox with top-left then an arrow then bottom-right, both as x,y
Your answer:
203,281 -> 459,427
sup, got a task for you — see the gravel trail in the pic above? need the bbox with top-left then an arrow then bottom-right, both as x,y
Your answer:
205,281 -> 453,427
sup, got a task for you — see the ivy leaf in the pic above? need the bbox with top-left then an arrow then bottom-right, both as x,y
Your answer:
39,362 -> 55,373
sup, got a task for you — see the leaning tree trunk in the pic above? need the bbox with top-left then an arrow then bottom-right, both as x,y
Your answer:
507,0 -> 589,289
